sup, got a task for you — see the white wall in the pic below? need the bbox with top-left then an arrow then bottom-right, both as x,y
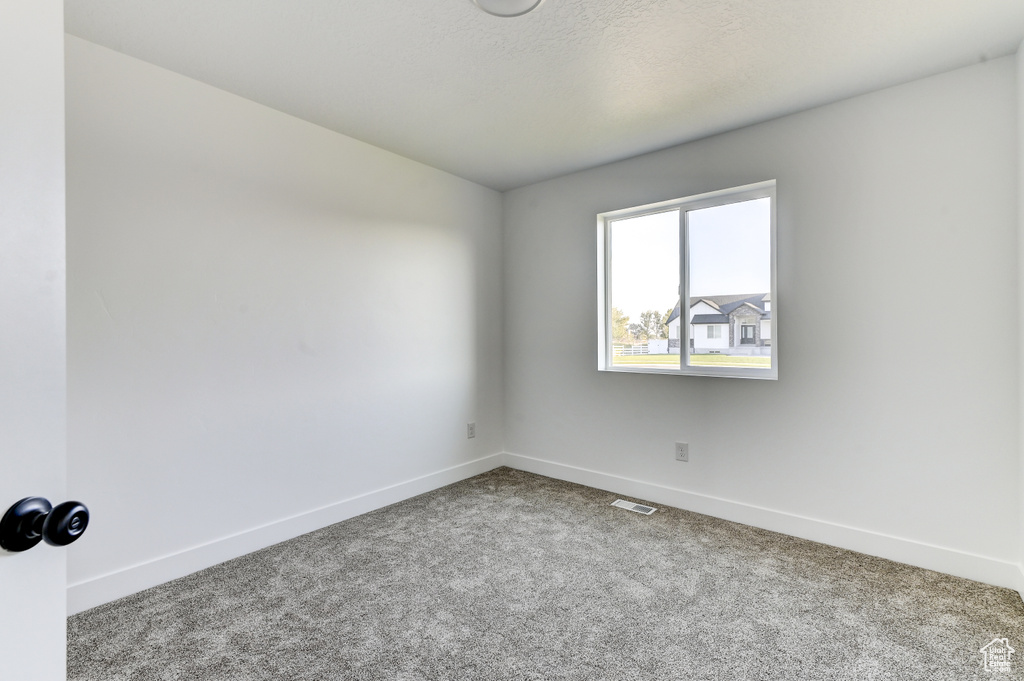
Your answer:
0,2 -> 68,677
65,36 -> 504,611
63,35 -> 1024,608
504,57 -> 1020,589
1018,43 -> 1024,594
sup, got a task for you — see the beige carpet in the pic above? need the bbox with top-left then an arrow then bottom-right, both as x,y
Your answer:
69,467 -> 1024,680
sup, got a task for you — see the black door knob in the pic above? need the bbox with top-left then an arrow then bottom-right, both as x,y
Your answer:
43,501 -> 90,546
0,497 -> 90,552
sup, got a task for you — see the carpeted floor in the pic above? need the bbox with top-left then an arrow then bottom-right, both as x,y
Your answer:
68,467 -> 1024,680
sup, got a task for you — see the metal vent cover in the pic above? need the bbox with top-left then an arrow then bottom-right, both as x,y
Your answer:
610,499 -> 656,515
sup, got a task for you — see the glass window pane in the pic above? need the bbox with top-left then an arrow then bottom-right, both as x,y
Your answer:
609,210 -> 680,369
686,197 -> 772,369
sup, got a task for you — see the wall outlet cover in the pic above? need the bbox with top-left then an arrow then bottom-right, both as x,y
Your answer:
675,442 -> 688,461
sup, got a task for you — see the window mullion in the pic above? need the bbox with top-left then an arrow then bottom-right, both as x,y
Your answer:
681,208 -> 689,371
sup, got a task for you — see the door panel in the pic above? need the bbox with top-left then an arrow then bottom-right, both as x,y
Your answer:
0,2 -> 68,679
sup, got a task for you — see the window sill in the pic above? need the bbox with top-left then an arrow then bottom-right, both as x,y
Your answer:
599,365 -> 778,380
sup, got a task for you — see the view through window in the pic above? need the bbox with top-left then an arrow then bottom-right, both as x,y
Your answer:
599,181 -> 776,379
608,210 -> 679,370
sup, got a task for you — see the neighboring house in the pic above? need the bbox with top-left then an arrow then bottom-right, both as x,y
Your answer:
666,293 -> 771,356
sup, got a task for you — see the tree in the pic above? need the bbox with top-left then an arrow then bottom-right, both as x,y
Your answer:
611,307 -> 630,344
639,309 -> 668,340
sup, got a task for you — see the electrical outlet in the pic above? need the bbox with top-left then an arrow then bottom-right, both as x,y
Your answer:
467,422 -> 476,439
675,442 -> 689,462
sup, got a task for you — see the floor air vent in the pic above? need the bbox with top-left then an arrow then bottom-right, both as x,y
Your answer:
611,499 -> 657,515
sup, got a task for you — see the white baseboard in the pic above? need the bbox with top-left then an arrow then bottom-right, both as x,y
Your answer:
67,453 -> 505,615
502,452 -> 1024,598
69,451 -> 1024,614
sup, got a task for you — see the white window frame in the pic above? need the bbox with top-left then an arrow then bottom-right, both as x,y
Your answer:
707,325 -> 721,339
597,180 -> 777,380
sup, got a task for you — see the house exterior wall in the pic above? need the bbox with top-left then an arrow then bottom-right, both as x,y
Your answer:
689,301 -> 720,317
692,324 -> 730,351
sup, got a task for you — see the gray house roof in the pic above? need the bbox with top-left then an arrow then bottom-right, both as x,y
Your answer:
666,301 -> 682,324
666,293 -> 769,325
690,313 -> 730,324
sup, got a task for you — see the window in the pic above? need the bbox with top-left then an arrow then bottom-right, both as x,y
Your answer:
597,180 -> 776,379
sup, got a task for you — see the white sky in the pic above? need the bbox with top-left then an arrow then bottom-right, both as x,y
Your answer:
610,197 -> 770,324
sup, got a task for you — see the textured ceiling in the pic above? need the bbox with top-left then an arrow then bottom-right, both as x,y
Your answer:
65,0 -> 1024,191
